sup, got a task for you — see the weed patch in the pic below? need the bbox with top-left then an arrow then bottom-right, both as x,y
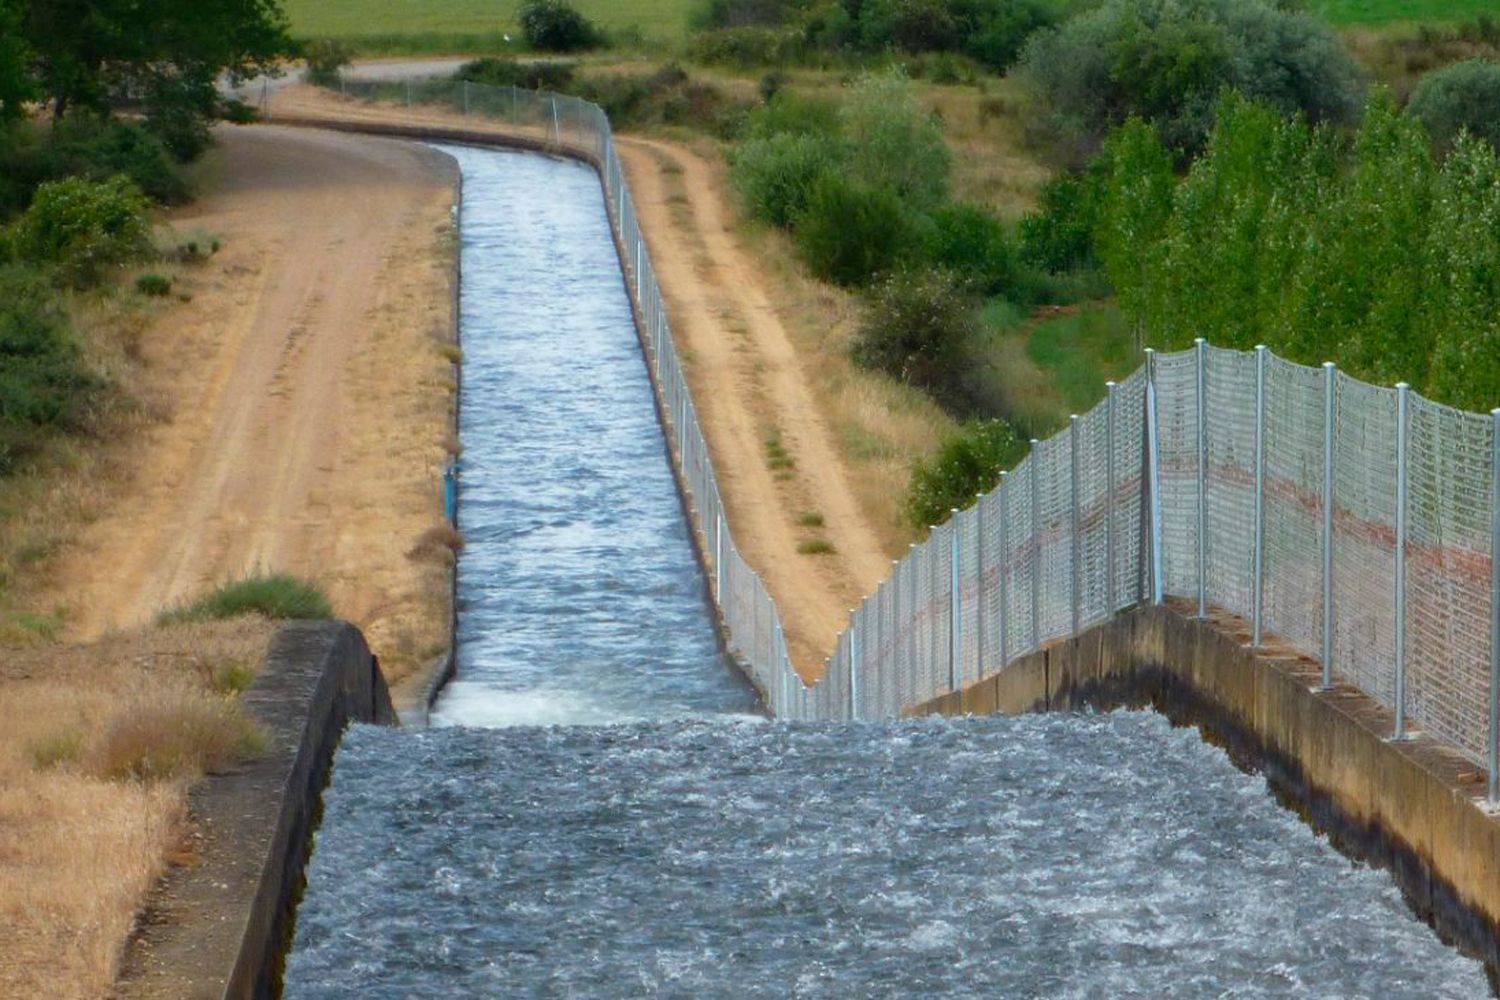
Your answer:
158,573 -> 333,624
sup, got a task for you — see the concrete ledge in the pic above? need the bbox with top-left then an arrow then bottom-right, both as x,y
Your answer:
118,621 -> 395,999
910,602 -> 1500,990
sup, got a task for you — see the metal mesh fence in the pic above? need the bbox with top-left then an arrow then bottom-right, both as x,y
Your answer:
315,79 -> 1500,779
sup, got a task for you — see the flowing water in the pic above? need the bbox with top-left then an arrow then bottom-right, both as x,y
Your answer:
283,145 -> 1488,998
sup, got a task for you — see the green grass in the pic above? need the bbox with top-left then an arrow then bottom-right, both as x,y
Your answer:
279,0 -> 694,50
1024,305 -> 1136,417
158,573 -> 333,624
1309,0 -> 1495,27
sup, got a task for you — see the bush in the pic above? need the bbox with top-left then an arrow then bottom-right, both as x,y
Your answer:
304,38 -> 354,86
690,0 -> 811,29
0,266 -> 96,473
1018,168 -> 1105,273
518,0 -> 602,52
1018,0 -> 1365,154
13,175 -> 150,287
93,694 -> 265,781
745,91 -> 841,140
921,202 -> 1022,296
135,272 -> 171,296
454,56 -> 576,91
686,26 -> 808,68
795,174 -> 911,286
732,131 -> 840,227
158,573 -> 334,624
839,71 -> 951,211
852,268 -> 978,404
0,117 -> 187,216
906,419 -> 1027,529
1409,59 -> 1500,153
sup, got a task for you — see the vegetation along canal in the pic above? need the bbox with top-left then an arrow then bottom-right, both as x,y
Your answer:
282,146 -> 1488,997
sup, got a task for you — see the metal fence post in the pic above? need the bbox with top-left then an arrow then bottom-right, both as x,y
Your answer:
1252,344 -> 1267,647
850,609 -> 861,722
950,515 -> 961,692
1144,350 -> 1164,605
463,80 -> 470,116
1490,408 -> 1500,805
1394,381 -> 1410,739
975,492 -> 987,677
1322,362 -> 1337,690
1030,443 -> 1042,650
405,79 -> 411,107
998,472 -> 1009,669
1069,415 -> 1081,635
891,559 -> 901,707
1105,382 -> 1116,614
715,512 -> 725,601
1195,338 -> 1208,617
909,543 -> 920,699
550,95 -> 560,143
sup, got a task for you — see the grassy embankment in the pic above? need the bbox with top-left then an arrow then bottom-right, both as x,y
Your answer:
0,120 -> 338,995
279,0 -> 695,53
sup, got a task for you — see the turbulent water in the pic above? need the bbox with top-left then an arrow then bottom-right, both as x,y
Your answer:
428,144 -> 757,728
288,715 -> 1487,998
283,144 -> 1489,998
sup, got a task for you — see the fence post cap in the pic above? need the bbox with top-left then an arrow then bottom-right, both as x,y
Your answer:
1323,361 -> 1336,370
1194,336 -> 1206,345
1396,381 -> 1410,391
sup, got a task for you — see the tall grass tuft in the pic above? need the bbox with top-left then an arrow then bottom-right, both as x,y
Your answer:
157,573 -> 333,624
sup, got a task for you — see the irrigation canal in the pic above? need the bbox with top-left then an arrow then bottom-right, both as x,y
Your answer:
283,145 -> 1489,997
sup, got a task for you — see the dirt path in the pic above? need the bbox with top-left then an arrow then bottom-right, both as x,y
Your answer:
45,125 -> 457,694
617,137 -> 890,676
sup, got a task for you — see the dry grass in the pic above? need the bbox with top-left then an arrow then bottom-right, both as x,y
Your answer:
736,218 -> 955,555
0,617 -> 275,999
406,522 -> 466,564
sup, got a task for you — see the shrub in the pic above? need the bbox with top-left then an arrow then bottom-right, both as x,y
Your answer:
135,272 -> 171,296
686,26 -> 807,68
304,38 -> 354,86
1409,59 -> 1500,154
691,0 -> 811,29
0,266 -> 96,473
454,56 -> 576,91
906,419 -> 1027,529
745,91 -> 841,140
732,131 -> 840,227
1018,168 -> 1105,273
93,694 -> 265,781
13,175 -> 149,287
921,202 -> 1021,296
0,117 -> 187,216
795,174 -> 911,286
158,573 -> 334,624
852,267 -> 977,403
1018,0 -> 1365,154
144,79 -> 215,162
839,71 -> 951,211
518,0 -> 602,52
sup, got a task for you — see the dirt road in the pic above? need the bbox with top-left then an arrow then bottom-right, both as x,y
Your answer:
46,125 -> 458,694
617,137 -> 891,676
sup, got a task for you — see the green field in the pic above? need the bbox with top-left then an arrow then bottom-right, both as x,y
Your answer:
1309,0 -> 1496,27
279,0 -> 695,47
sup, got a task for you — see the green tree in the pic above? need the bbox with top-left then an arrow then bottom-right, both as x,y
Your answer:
24,0 -> 291,142
1288,93 -> 1435,383
1425,134 -> 1500,409
1093,118 -> 1174,340
0,0 -> 32,123
1408,59 -> 1500,155
1019,0 -> 1364,154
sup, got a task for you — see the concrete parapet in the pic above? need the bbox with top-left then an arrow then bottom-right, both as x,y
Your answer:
911,601 -> 1500,989
117,621 -> 395,999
